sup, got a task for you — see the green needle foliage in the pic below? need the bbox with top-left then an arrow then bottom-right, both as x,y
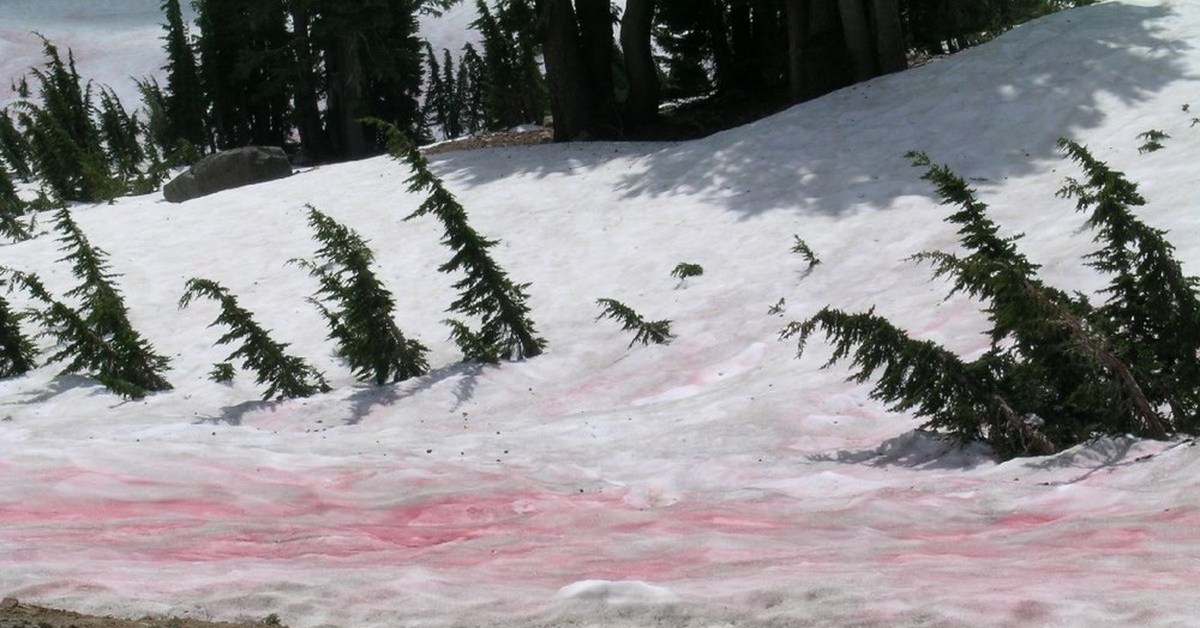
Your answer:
671,262 -> 704,282
8,269 -> 171,398
369,118 -> 546,362
792,235 -> 821,270
596,298 -> 674,348
1136,129 -> 1169,154
786,145 -> 1197,458
0,163 -> 34,242
2,210 -> 171,397
0,289 -> 36,378
293,205 -> 429,385
1058,138 -> 1200,430
180,278 -> 330,401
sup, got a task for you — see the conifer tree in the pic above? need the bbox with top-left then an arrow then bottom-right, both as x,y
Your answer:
6,209 -> 174,397
160,0 -> 209,153
785,149 -> 1185,458
180,278 -> 330,400
370,118 -> 546,361
441,48 -> 463,139
8,269 -> 171,398
422,42 -> 449,139
1058,139 -> 1200,429
13,37 -> 117,202
96,86 -> 145,181
0,289 -> 36,378
595,298 -> 674,347
456,43 -> 485,136
472,0 -> 545,130
294,206 -> 429,385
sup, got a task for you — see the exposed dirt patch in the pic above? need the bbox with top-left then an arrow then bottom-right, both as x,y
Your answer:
0,598 -> 284,628
422,127 -> 554,154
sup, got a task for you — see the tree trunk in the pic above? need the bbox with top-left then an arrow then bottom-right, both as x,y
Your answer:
838,0 -> 876,82
327,31 -> 366,158
784,0 -> 809,102
576,0 -> 619,135
538,0 -> 592,141
869,0 -> 907,75
620,0 -> 659,128
289,0 -> 328,161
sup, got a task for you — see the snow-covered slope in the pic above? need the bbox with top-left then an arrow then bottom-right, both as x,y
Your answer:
2,2 -> 1199,627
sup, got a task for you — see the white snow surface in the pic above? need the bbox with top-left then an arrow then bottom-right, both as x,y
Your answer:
2,1 -> 1200,626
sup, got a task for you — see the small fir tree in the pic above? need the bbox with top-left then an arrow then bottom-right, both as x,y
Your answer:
20,209 -> 172,397
1136,129 -> 1169,154
12,37 -> 118,202
95,86 -> 145,181
456,43 -> 486,136
293,206 -> 430,385
784,148 -> 1191,458
179,278 -> 330,400
441,48 -> 463,139
7,269 -> 171,398
792,235 -> 821,270
596,298 -> 674,347
671,262 -> 704,281
369,118 -> 546,362
421,42 -> 450,140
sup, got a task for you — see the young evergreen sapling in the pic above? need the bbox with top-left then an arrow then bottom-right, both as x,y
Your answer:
1136,129 -> 1169,154
293,206 -> 429,385
671,262 -> 704,282
369,118 -> 546,362
792,235 -> 821,270
596,298 -> 674,348
180,278 -> 331,401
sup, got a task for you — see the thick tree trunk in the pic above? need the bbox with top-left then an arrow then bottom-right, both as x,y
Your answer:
576,0 -> 619,135
838,0 -> 876,82
620,0 -> 659,128
784,0 -> 809,102
327,32 -> 366,158
869,0 -> 907,75
289,1 -> 328,161
538,0 -> 593,141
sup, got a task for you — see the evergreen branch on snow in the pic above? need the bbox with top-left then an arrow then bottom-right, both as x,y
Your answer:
367,118 -> 546,362
671,262 -> 704,283
293,205 -> 429,385
595,298 -> 674,348
791,235 -> 821,270
180,278 -> 330,401
6,269 -> 170,398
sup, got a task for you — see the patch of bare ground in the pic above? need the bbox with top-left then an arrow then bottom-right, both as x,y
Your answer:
0,598 -> 285,628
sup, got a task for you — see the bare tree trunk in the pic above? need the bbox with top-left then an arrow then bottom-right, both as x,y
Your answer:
838,0 -> 876,81
289,1 -> 327,162
576,0 -> 619,134
538,0 -> 592,141
784,0 -> 809,102
620,0 -> 659,128
329,32 -> 366,158
869,0 -> 907,75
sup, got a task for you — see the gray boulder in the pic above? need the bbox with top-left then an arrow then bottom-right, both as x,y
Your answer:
163,146 -> 293,203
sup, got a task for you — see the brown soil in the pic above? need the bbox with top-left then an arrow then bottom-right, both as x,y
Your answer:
0,598 -> 285,628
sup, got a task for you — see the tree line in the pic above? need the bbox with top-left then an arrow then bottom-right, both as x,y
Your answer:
0,0 -> 1093,206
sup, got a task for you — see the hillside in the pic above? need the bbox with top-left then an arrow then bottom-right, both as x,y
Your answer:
2,2 -> 1199,627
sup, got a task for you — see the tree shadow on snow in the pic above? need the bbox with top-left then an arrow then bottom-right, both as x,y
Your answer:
429,3 -> 1187,222
808,429 -> 994,470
